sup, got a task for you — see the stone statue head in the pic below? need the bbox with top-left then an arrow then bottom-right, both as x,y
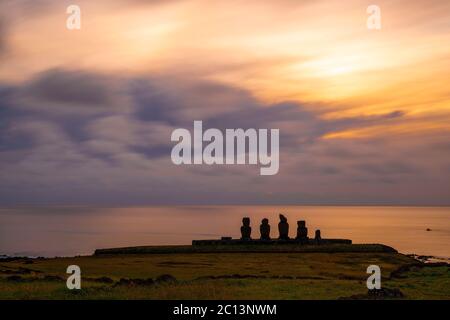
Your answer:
242,217 -> 250,226
298,220 -> 306,227
279,214 -> 287,223
262,218 -> 269,225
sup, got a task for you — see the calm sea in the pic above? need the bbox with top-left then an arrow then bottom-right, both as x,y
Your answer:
0,206 -> 449,258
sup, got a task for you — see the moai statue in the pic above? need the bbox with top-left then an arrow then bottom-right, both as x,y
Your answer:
296,220 -> 308,243
278,214 -> 289,240
260,218 -> 271,240
315,229 -> 322,244
240,217 -> 251,240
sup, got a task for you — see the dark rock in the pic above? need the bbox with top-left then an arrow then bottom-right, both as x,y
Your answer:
115,277 -> 155,286
0,269 -> 17,275
116,278 -> 132,286
417,255 -> 433,262
91,276 -> 114,284
260,218 -> 271,240
155,274 -> 177,284
6,275 -> 23,282
389,263 -> 423,279
134,278 -> 155,286
43,275 -> 64,282
195,275 -> 216,280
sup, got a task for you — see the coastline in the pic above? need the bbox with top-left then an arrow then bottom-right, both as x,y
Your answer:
1,247 -> 449,300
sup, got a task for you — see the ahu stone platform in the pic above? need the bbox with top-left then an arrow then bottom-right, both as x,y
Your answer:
193,214 -> 352,246
192,238 -> 352,246
94,214 -> 400,255
94,243 -> 397,255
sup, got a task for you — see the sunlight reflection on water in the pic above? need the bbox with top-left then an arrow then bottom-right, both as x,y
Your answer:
0,206 -> 449,258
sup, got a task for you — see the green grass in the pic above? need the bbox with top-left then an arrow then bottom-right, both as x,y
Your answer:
0,252 -> 448,300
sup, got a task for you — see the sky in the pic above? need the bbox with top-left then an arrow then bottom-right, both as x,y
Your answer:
0,0 -> 449,205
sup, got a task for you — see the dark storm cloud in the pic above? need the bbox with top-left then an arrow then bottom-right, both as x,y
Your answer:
131,79 -> 262,126
28,71 -> 114,107
17,69 -> 130,115
356,161 -> 416,176
0,86 -> 36,151
130,79 -> 187,125
132,78 -> 318,137
131,77 -> 406,155
5,69 -> 136,151
0,68 -> 449,205
3,68 -> 409,160
0,68 -> 410,161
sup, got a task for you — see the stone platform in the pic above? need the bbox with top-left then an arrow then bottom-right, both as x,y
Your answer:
94,242 -> 399,255
192,238 -> 352,246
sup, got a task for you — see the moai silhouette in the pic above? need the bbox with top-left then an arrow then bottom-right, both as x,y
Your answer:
260,218 -> 271,240
315,229 -> 322,244
296,220 -> 308,243
278,214 -> 289,240
240,217 -> 251,240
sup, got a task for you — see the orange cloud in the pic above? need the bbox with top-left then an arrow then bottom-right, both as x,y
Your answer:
1,0 -> 449,140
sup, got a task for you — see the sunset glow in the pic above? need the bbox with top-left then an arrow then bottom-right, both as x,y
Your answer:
1,0 -> 450,205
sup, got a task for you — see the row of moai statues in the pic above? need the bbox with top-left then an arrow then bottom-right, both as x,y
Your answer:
241,214 -> 322,241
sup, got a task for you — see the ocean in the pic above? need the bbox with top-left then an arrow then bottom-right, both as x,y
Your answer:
0,206 -> 449,258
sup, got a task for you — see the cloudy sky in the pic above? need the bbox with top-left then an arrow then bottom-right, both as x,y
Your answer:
0,0 -> 449,205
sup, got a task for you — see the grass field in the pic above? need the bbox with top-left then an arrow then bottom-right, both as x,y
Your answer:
1,250 -> 448,299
